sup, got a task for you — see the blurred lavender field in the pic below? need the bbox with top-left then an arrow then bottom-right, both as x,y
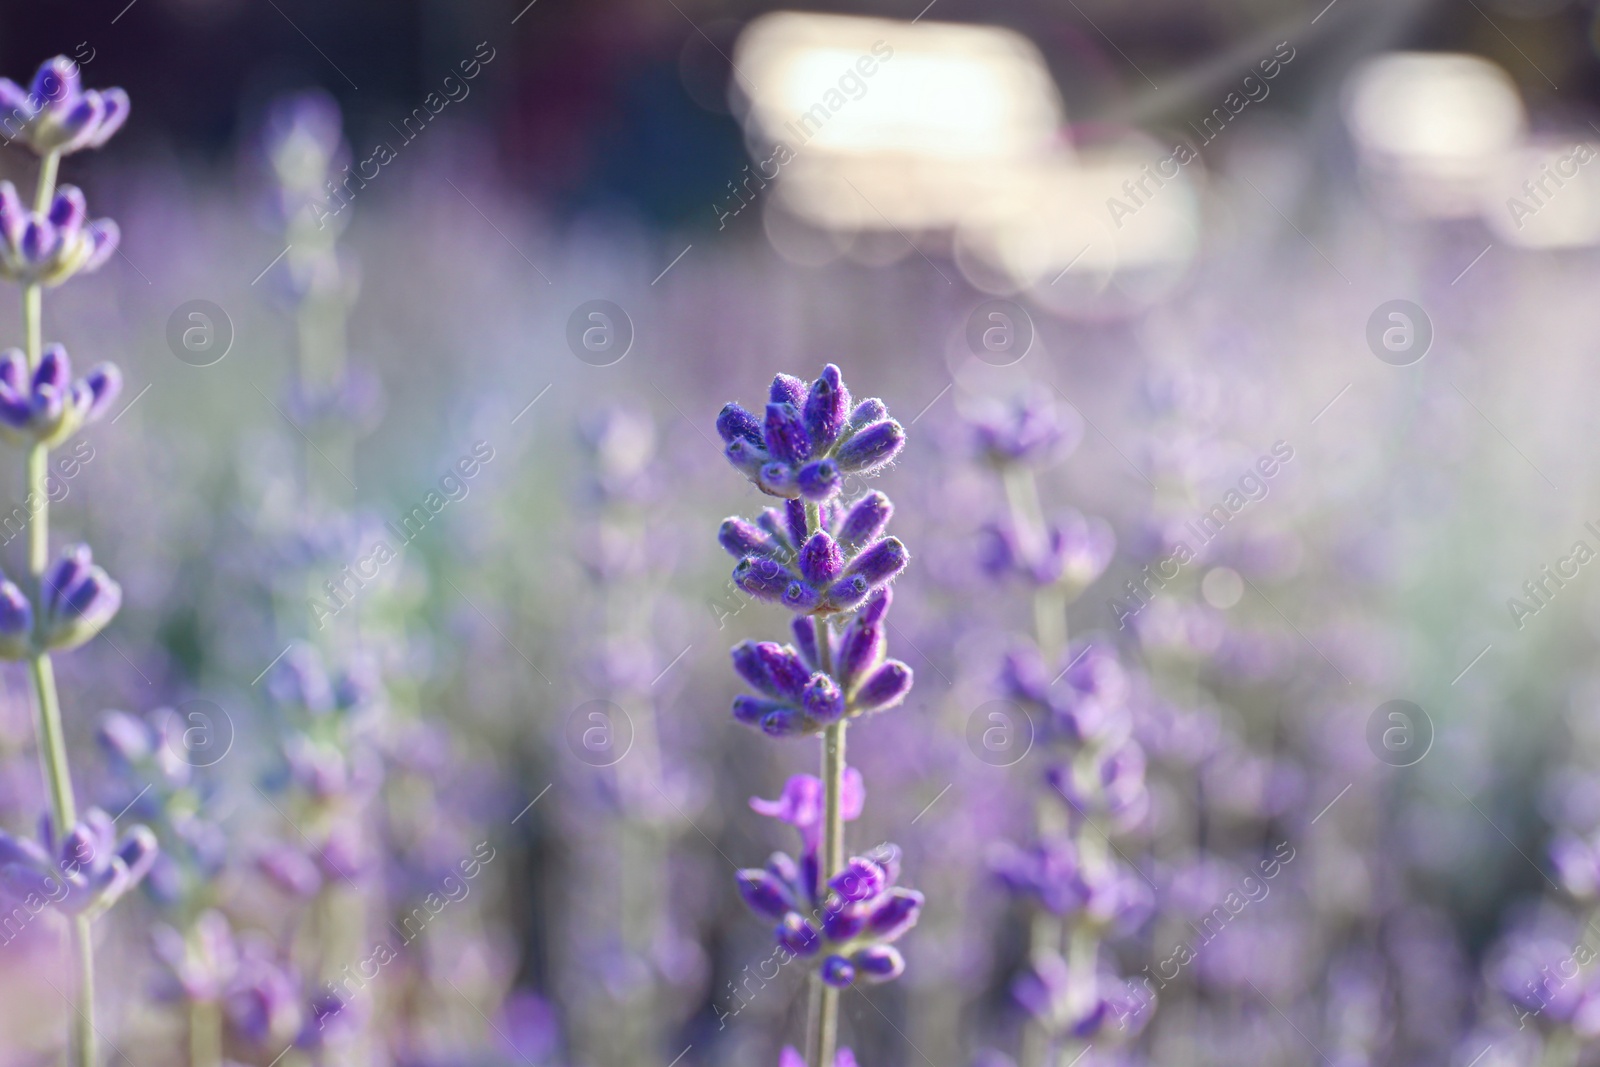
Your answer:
5,2 -> 1600,1066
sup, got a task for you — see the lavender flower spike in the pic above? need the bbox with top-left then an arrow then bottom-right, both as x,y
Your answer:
0,808 -> 158,918
0,182 -> 119,287
717,365 -> 904,501
0,57 -> 129,156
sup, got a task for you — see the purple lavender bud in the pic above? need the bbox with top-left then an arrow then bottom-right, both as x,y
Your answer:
823,900 -> 869,940
99,710 -> 154,763
859,587 -> 893,625
820,955 -> 856,988
48,187 -> 86,234
717,402 -> 764,445
776,912 -> 821,956
0,577 -> 31,659
847,537 -> 909,586
770,373 -> 808,406
802,673 -> 845,724
799,532 -> 845,586
782,580 -> 823,614
753,642 -> 810,698
837,492 -> 893,550
764,402 -> 812,465
40,544 -> 120,651
791,616 -> 820,669
724,438 -> 768,479
82,363 -> 120,422
1552,834 -> 1600,898
831,856 -> 887,902
732,641 -> 779,695
836,620 -> 884,689
853,945 -> 906,982
867,888 -> 924,940
854,661 -> 913,712
116,824 -> 159,885
719,517 -> 776,559
31,57 -> 80,107
835,419 -> 906,474
732,695 -> 787,727
762,706 -> 809,737
803,365 -> 851,448
783,499 -> 808,549
848,398 -> 887,428
758,461 -> 797,497
737,868 -> 796,919
828,574 -> 871,612
797,458 -> 841,501
35,343 -> 70,393
734,556 -> 790,602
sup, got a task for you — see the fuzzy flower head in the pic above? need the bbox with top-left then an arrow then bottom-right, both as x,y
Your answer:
0,808 -> 158,918
722,494 -> 908,617
718,365 -> 905,502
729,590 -> 914,737
0,57 -> 129,157
0,344 -> 120,447
0,181 -> 118,287
969,391 -> 1082,467
39,542 -> 122,651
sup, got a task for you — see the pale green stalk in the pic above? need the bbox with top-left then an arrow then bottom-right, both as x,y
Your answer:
21,149 -> 96,1067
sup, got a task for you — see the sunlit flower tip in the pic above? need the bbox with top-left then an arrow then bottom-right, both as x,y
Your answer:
0,57 -> 130,156
0,182 -> 118,286
830,856 -> 887,902
820,955 -> 856,987
38,543 -> 119,651
770,373 -> 807,406
799,532 -> 845,585
736,868 -> 795,920
765,401 -> 812,465
849,398 -> 887,427
854,944 -> 906,982
847,665 -> 906,713
0,573 -> 31,658
803,364 -> 851,447
776,911 -> 822,955
835,418 -> 905,476
848,537 -> 908,586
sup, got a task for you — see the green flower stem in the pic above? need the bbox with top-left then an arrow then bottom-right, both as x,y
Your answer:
189,998 -> 221,1067
22,150 -> 95,1067
804,500 -> 846,1067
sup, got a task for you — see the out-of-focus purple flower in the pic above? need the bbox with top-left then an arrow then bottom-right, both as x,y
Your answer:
267,641 -> 336,714
224,939 -> 305,1049
0,566 -> 31,659
0,344 -> 120,447
496,990 -> 560,1062
0,57 -> 129,156
718,366 -> 905,500
0,808 -> 157,917
257,842 -> 323,899
0,181 -> 118,287
981,510 -> 1116,590
283,364 -> 383,438
780,1047 -> 859,1067
1551,832 -> 1600,900
750,770 -> 865,856
970,392 -> 1082,467
153,909 -> 239,1002
37,542 -> 120,650
1014,952 -> 1154,1040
